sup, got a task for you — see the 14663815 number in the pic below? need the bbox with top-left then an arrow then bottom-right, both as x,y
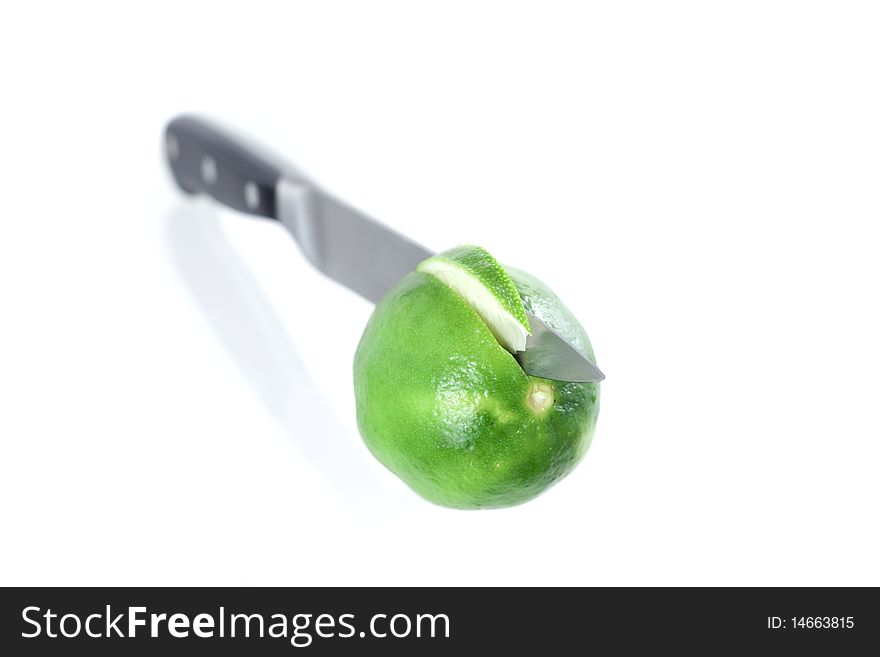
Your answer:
791,617 -> 854,629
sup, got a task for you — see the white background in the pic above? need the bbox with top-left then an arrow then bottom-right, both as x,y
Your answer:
1,1 -> 878,586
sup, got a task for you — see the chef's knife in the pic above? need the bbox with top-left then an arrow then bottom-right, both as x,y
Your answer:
164,115 -> 604,383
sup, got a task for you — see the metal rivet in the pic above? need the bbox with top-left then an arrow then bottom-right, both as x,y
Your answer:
166,134 -> 179,160
244,181 -> 260,209
201,156 -> 217,185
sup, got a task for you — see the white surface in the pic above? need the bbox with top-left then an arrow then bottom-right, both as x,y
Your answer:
1,1 -> 879,586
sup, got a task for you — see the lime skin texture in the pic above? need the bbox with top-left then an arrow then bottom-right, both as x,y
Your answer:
353,254 -> 600,509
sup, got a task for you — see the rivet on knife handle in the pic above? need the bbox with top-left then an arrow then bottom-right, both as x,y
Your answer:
165,114 -> 283,220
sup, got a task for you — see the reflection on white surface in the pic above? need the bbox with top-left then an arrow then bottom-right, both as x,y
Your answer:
165,201 -> 404,511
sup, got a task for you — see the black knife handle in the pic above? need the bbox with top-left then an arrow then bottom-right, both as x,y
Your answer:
164,115 -> 282,220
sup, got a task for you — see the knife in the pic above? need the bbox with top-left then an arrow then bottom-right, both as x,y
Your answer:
164,115 -> 604,383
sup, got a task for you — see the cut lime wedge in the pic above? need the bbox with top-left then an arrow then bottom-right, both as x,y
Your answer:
418,245 -> 531,353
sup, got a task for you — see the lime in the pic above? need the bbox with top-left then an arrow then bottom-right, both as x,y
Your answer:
353,246 -> 600,509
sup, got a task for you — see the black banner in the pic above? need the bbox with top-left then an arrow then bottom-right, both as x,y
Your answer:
1,587 -> 876,654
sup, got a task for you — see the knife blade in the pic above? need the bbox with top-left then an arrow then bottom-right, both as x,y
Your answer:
276,179 -> 432,304
515,314 -> 604,383
165,115 -> 604,383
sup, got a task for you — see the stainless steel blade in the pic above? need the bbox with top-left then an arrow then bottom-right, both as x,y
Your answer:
276,175 -> 604,383
515,314 -> 605,383
277,178 -> 432,303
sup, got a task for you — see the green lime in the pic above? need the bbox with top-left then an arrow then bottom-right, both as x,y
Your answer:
353,245 -> 600,509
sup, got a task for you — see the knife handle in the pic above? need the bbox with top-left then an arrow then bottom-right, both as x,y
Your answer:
164,115 -> 283,220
